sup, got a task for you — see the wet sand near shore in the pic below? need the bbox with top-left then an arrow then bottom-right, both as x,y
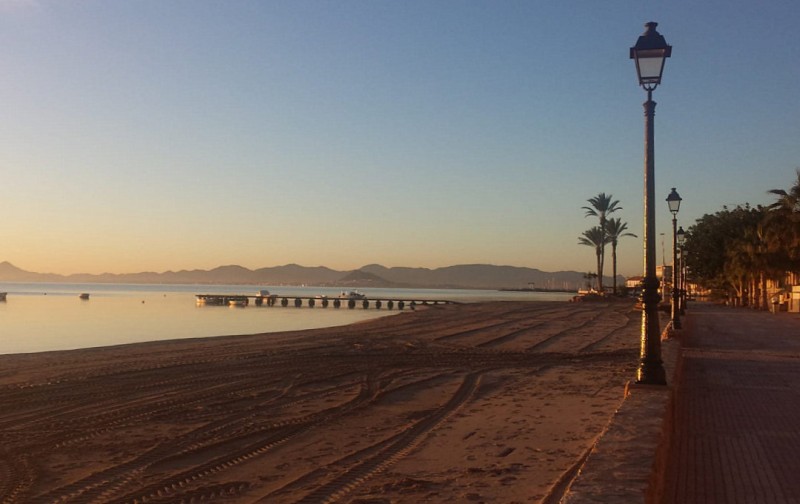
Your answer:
0,300 -> 640,503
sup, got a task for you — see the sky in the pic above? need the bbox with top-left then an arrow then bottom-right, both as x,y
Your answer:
1,0 -> 798,277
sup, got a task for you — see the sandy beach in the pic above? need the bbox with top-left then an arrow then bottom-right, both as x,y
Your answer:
0,300 -> 641,504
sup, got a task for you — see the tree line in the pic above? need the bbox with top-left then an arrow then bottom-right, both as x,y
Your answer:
684,170 -> 800,308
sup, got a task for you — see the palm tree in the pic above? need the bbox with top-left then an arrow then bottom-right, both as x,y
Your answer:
605,217 -> 637,295
766,169 -> 800,270
578,226 -> 609,292
582,193 -> 622,292
767,169 -> 800,211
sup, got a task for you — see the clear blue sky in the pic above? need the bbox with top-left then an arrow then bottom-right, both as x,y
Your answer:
1,0 -> 798,276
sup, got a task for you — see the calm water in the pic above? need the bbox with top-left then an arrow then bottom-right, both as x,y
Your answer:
0,283 -> 572,355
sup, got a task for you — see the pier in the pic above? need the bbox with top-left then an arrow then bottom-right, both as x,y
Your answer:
195,294 -> 458,310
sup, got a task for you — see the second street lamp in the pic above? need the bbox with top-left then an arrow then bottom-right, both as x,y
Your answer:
666,188 -> 682,330
631,22 -> 672,385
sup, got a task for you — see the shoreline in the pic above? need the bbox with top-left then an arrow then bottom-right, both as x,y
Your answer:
0,285 -> 573,355
0,300 -> 641,503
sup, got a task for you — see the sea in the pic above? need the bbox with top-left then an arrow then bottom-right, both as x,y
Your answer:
0,283 -> 574,355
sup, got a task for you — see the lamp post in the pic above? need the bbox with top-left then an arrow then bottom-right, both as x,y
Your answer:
677,225 -> 686,315
631,21 -> 671,385
666,188 -> 682,330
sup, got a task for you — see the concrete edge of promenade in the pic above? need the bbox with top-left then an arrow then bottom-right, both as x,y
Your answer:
558,320 -> 681,504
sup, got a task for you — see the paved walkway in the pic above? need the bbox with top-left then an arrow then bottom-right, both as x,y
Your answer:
662,302 -> 800,504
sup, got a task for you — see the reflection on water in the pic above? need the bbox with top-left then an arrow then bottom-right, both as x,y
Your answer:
0,283 -> 572,355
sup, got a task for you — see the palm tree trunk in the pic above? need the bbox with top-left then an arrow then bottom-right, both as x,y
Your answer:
611,244 -> 618,295
598,252 -> 605,293
734,279 -> 744,306
595,251 -> 602,293
598,217 -> 606,293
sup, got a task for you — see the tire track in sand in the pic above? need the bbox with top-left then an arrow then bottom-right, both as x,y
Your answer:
263,372 -> 483,504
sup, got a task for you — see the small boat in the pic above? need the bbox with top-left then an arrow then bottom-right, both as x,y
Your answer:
339,290 -> 366,300
79,293 -> 90,300
196,295 -> 226,305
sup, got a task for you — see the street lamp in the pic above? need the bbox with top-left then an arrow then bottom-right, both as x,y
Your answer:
676,226 -> 686,315
666,188 -> 682,330
631,21 -> 672,385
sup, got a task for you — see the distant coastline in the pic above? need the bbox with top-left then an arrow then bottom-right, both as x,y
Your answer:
0,261 -> 623,292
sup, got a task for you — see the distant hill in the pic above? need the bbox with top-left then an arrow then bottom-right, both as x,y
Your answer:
359,264 -> 592,290
0,261 -> 620,291
0,261 -> 64,282
337,269 -> 404,288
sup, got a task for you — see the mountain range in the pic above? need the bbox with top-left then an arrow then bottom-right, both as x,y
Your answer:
0,261 -> 621,291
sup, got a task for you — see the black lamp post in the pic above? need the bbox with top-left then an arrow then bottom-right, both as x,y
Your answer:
676,225 -> 686,315
631,22 -> 672,385
666,188 -> 682,330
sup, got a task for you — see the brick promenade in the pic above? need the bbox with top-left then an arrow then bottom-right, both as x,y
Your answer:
662,302 -> 800,504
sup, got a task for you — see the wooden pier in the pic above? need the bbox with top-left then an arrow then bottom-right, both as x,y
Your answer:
195,294 -> 458,310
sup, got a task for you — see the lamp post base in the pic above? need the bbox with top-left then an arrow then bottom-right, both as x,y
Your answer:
636,359 -> 666,385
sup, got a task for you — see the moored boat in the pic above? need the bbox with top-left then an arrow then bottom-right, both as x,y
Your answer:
79,293 -> 90,300
196,295 -> 224,305
228,298 -> 248,307
339,290 -> 366,300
